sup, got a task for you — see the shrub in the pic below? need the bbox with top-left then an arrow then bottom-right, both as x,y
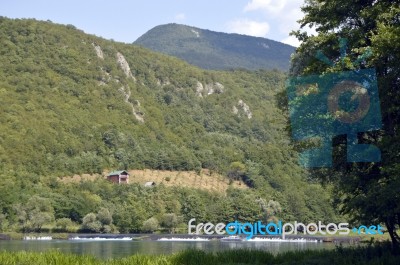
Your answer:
142,217 -> 159,233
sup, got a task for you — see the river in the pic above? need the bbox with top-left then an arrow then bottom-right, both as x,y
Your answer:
0,237 -> 337,259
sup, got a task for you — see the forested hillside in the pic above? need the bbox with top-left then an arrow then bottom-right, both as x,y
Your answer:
135,23 -> 295,71
0,17 -> 337,233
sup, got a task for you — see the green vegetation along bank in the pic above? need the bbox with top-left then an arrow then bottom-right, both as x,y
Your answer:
0,245 -> 399,265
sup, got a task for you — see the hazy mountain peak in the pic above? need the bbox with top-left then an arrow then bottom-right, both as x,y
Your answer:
135,23 -> 295,71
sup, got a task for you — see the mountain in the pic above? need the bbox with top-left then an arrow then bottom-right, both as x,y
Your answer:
0,18 -> 337,231
0,18 -> 290,177
135,23 -> 295,71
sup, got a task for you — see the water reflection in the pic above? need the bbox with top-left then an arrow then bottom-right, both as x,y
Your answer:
0,240 -> 335,259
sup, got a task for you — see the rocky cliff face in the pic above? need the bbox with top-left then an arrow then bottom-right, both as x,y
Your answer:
90,44 -> 143,122
195,81 -> 225,98
233,100 -> 252,119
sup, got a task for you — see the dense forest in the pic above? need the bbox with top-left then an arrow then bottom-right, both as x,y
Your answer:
0,17 -> 337,233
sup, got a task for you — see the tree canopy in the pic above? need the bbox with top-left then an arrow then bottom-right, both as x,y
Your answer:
291,0 -> 400,251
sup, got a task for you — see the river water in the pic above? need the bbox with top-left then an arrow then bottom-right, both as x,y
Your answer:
0,238 -> 336,259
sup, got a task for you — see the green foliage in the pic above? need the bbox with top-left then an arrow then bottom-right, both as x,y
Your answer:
135,23 -> 294,71
81,208 -> 117,233
0,17 -> 339,231
97,208 -> 113,226
0,244 -> 399,265
55,218 -> 74,232
142,217 -> 159,233
0,212 -> 8,232
0,18 -> 293,177
12,196 -> 55,232
291,0 -> 400,251
257,199 -> 282,223
81,213 -> 102,233
161,213 -> 180,234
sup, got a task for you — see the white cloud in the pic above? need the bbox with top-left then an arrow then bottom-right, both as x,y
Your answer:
227,19 -> 270,37
239,0 -> 313,45
277,7 -> 303,35
281,35 -> 301,47
174,13 -> 186,21
244,0 -> 286,14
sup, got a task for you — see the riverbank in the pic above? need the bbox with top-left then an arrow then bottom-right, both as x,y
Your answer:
0,232 -> 363,243
0,244 -> 399,265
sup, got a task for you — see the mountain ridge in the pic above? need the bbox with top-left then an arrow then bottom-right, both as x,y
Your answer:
135,23 -> 295,71
0,18 -> 337,226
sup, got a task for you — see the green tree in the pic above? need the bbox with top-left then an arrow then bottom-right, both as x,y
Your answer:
161,213 -> 179,234
0,212 -> 8,232
113,202 -> 145,233
29,211 -> 54,232
13,196 -> 55,232
142,217 -> 159,233
257,199 -> 282,223
180,194 -> 207,222
81,208 -> 116,233
227,161 -> 246,184
81,213 -> 102,233
56,218 -> 73,232
292,0 -> 400,251
97,207 -> 113,226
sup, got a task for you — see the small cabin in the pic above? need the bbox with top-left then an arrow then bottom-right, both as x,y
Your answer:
107,170 -> 129,184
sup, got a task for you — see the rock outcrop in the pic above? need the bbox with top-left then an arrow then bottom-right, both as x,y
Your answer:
118,86 -> 144,123
116,52 -> 136,81
92,43 -> 104,59
196,81 -> 224,97
233,100 -> 252,119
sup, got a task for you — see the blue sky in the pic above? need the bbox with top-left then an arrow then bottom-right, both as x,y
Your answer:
2,0 -> 308,46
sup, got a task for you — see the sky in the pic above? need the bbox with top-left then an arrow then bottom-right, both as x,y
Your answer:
1,0 -> 308,47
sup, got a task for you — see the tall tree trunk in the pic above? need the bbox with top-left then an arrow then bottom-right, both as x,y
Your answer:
385,220 -> 400,255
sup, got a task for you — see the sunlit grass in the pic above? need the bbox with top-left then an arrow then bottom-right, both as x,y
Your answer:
0,244 -> 399,265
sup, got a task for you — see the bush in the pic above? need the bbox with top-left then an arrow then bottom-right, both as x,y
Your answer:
81,213 -> 101,233
55,218 -> 73,232
142,217 -> 159,233
161,213 -> 179,234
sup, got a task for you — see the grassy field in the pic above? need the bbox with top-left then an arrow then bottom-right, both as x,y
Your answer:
60,169 -> 247,193
0,245 -> 399,265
